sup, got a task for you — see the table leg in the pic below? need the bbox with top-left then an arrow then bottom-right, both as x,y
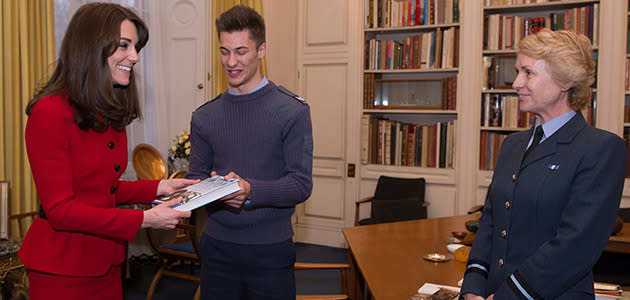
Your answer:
347,250 -> 364,300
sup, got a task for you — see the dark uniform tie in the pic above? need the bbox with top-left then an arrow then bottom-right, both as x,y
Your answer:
523,126 -> 544,162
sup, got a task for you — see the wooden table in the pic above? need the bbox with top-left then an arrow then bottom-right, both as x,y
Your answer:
343,216 -> 630,300
342,214 -> 478,300
606,223 -> 630,254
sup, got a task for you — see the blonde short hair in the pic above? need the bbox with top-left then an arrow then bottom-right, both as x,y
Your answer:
518,29 -> 596,111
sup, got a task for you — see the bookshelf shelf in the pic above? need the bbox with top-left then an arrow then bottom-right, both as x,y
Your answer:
482,89 -> 515,94
484,0 -> 599,14
363,109 -> 457,115
365,22 -> 460,33
483,49 -> 518,55
480,126 -> 527,132
365,68 -> 458,74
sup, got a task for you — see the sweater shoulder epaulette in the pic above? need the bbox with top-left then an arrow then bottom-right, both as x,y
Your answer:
278,86 -> 308,106
194,93 -> 222,112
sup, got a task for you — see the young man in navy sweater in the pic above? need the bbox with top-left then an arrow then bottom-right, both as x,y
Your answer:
186,5 -> 313,300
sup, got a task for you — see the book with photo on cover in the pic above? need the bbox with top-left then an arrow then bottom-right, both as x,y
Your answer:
152,175 -> 241,211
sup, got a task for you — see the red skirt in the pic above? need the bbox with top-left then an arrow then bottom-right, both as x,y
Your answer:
29,265 -> 122,300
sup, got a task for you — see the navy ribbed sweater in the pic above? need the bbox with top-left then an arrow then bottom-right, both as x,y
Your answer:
186,82 -> 313,244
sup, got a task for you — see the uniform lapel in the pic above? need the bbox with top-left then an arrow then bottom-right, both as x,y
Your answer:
520,112 -> 586,167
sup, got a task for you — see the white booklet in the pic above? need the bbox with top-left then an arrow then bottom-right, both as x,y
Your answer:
152,175 -> 241,211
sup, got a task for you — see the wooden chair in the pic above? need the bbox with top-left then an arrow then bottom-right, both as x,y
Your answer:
1,181 -> 37,239
295,262 -> 349,300
355,176 -> 429,226
169,169 -> 187,179
144,169 -> 201,300
145,221 -> 201,300
9,211 -> 37,238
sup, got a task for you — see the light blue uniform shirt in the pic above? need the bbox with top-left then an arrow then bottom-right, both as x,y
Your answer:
227,75 -> 268,95
528,110 -> 576,148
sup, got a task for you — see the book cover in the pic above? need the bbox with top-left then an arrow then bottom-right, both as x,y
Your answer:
152,176 -> 241,211
360,114 -> 371,164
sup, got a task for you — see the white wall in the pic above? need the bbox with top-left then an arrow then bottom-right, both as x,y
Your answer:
263,0 -> 298,92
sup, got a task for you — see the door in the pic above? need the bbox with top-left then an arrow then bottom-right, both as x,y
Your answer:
143,0 -> 210,159
294,0 -> 361,247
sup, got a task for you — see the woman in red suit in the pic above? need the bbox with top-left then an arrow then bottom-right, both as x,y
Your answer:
19,3 -> 196,300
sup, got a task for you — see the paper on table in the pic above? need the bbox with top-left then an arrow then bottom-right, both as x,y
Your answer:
418,283 -> 460,295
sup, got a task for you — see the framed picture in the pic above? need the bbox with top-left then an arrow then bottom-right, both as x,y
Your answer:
374,79 -> 445,109
0,181 -> 8,239
488,54 -> 517,89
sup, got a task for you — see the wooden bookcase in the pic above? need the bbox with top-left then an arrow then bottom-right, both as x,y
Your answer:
361,0 -> 460,169
356,0 -> 630,217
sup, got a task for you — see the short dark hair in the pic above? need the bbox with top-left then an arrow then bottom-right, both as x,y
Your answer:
26,2 -> 149,132
216,5 -> 266,48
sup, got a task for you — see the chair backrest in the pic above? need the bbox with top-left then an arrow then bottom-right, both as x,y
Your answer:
370,176 -> 427,224
1,180 -> 37,238
169,169 -> 187,179
132,144 -> 167,180
9,211 -> 37,238
295,261 -> 349,299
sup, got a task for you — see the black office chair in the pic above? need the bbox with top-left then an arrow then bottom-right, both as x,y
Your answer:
354,176 -> 428,226
593,208 -> 630,287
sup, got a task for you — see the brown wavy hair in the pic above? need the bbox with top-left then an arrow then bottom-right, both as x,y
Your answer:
26,2 -> 149,132
518,29 -> 596,111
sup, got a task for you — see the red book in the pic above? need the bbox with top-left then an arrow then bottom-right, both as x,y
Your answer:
415,0 -> 421,25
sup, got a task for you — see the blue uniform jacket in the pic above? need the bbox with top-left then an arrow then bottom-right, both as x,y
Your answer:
461,112 -> 626,299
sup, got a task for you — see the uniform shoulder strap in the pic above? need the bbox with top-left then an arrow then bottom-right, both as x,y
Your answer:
194,93 -> 222,112
277,86 -> 308,106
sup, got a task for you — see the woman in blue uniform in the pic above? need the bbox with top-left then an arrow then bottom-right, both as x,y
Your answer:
461,29 -> 626,300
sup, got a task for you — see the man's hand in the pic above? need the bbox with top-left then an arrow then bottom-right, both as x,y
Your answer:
211,171 -> 251,208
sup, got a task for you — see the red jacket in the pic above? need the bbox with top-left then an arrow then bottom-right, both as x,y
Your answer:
19,94 -> 159,276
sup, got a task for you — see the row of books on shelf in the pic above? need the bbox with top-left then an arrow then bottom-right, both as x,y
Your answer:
481,93 -> 595,130
485,4 -> 599,51
363,74 -> 457,110
365,27 -> 459,70
625,57 -> 630,92
485,0 -> 570,6
481,94 -> 533,129
360,115 -> 456,168
365,0 -> 460,29
479,130 -> 509,171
